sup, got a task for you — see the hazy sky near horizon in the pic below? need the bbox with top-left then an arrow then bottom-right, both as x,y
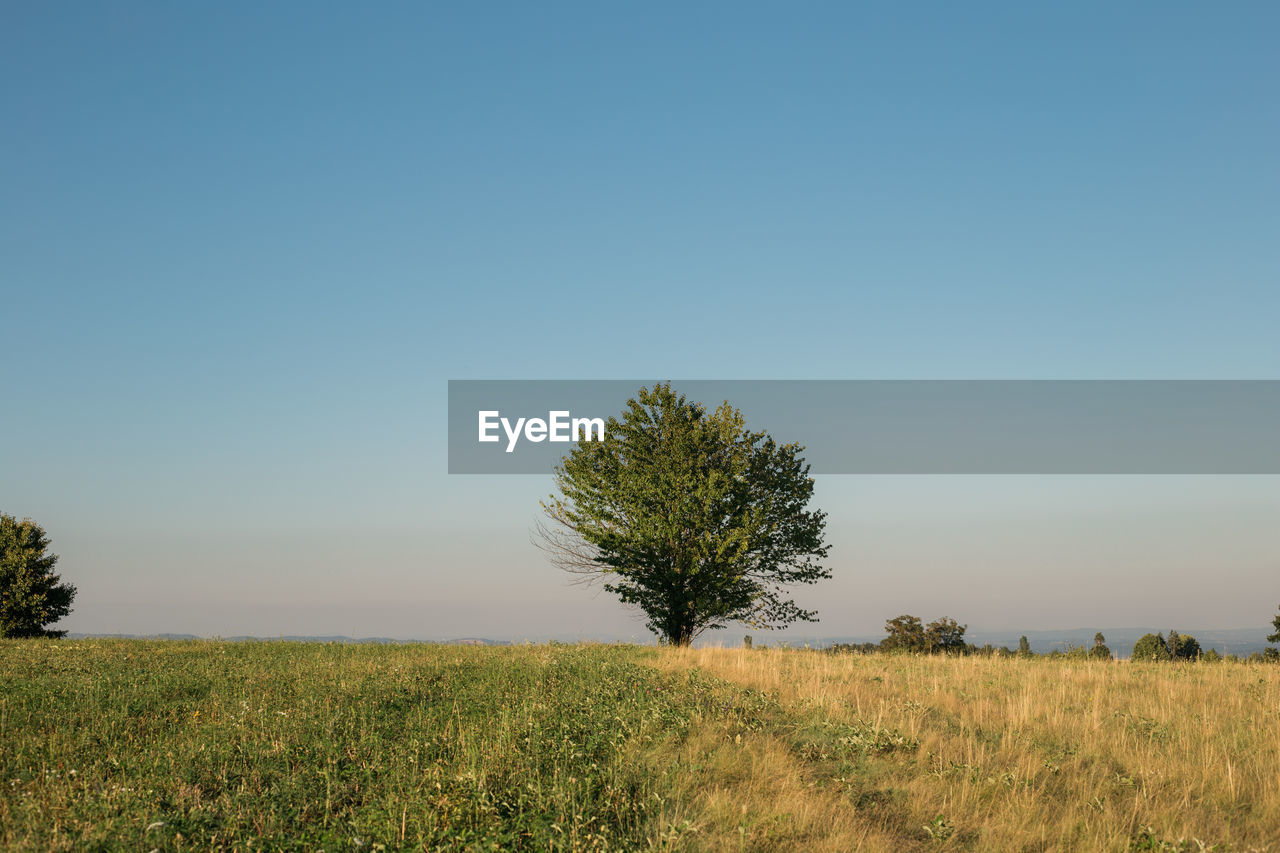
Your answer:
4,3 -> 1278,640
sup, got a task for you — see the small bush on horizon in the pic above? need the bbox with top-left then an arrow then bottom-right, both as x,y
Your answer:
1167,630 -> 1202,660
1132,633 -> 1173,662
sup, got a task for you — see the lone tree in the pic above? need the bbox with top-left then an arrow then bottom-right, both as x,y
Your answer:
536,383 -> 831,646
1268,605 -> 1280,646
0,514 -> 77,638
1090,632 -> 1112,660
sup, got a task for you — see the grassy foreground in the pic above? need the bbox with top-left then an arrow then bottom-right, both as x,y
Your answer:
1,641 -> 1278,851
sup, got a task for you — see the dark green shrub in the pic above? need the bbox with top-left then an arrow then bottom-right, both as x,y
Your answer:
1132,633 -> 1172,661
1171,634 -> 1201,660
1165,630 -> 1201,660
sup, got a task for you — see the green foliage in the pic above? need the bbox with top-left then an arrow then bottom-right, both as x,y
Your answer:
0,514 -> 76,638
1169,633 -> 1201,660
1202,648 -> 1222,662
1130,825 -> 1219,852
925,617 -> 967,654
922,815 -> 955,841
880,615 -> 966,655
1089,643 -> 1113,661
1161,630 -> 1201,660
881,615 -> 927,653
1017,636 -> 1032,657
1132,633 -> 1172,662
539,383 -> 830,646
1268,604 -> 1280,645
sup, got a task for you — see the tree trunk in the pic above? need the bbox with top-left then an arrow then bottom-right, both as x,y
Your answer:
664,621 -> 694,646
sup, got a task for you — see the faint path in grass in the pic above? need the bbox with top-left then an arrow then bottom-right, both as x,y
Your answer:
4,640 -> 1277,852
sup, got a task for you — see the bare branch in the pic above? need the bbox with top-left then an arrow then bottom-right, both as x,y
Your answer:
531,513 -> 608,587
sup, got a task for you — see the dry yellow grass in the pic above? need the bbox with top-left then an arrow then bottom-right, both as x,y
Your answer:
643,648 -> 1280,852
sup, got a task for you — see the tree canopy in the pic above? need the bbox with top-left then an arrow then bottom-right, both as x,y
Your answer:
881,615 -> 926,652
537,383 -> 830,646
1132,632 -> 1172,662
1171,633 -> 1201,660
925,617 -> 967,654
0,514 -> 77,638
881,615 -> 967,654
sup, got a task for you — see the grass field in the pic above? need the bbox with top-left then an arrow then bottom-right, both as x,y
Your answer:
2,640 -> 1278,851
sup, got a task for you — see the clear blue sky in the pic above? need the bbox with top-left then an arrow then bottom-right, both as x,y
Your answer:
4,3 -> 1277,640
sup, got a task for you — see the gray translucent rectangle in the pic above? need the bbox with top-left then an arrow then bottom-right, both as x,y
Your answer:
448,380 -> 1280,474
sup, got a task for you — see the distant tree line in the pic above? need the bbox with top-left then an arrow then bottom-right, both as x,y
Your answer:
824,609 -> 1280,663
1131,630 -> 1197,661
1129,624 -> 1280,662
826,616 -> 1117,659
827,615 -> 999,657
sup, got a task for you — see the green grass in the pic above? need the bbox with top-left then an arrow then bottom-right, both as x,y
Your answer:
1,640 -> 756,850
